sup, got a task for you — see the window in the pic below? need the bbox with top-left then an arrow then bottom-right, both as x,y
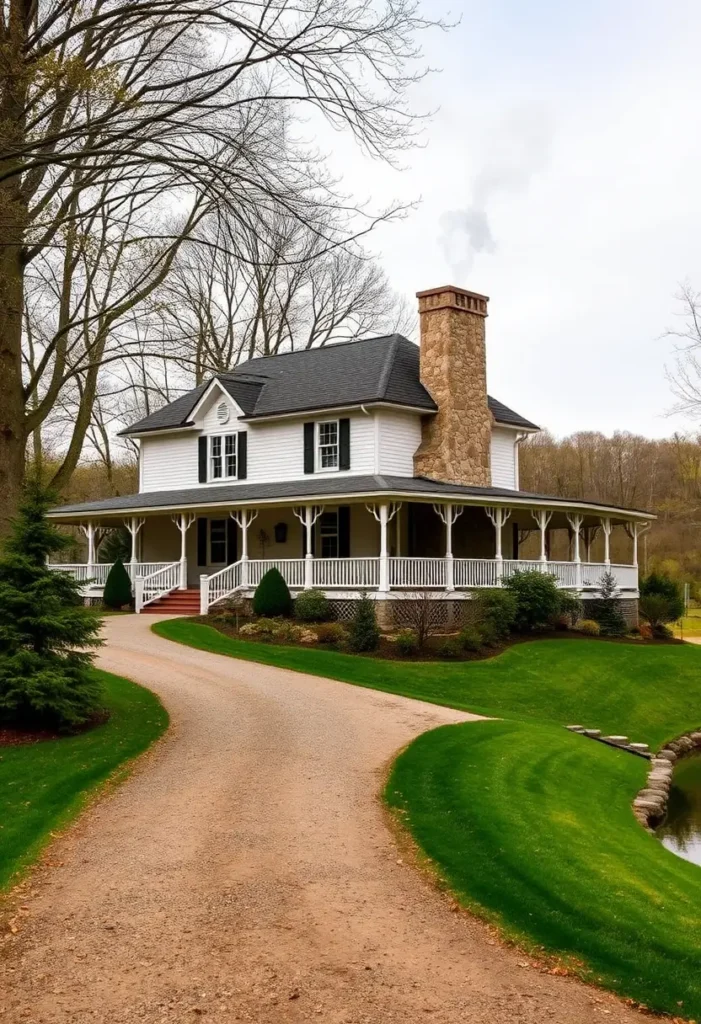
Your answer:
210,519 -> 227,564
317,420 -> 339,470
319,510 -> 339,558
210,434 -> 237,480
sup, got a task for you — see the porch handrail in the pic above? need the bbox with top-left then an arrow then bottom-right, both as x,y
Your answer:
47,562 -> 111,586
200,559 -> 244,614
135,561 -> 181,613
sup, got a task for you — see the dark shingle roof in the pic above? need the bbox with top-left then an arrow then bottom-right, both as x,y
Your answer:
48,475 -> 652,519
120,335 -> 538,435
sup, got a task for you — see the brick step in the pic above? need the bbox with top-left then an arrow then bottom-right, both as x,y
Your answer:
141,588 -> 200,615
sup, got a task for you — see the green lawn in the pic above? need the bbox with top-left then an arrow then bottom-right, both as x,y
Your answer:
154,618 -> 701,1017
154,619 -> 701,746
0,670 -> 168,892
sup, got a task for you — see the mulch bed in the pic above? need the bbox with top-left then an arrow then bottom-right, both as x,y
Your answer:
198,615 -> 682,663
0,709 -> 110,747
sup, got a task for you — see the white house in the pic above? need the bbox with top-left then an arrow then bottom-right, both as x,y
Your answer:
48,285 -> 653,622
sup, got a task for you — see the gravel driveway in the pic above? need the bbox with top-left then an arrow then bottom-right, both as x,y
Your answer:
1,615 -> 644,1023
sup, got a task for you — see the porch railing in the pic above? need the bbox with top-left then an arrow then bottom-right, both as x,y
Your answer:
249,559 -> 306,589
135,561 -> 181,613
201,559 -> 243,614
48,561 -> 174,589
390,557 -> 446,588
314,557 -> 380,588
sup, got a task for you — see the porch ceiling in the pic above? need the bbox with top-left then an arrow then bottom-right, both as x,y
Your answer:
47,474 -> 654,526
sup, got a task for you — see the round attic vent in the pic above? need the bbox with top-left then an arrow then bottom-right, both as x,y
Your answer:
216,401 -> 230,425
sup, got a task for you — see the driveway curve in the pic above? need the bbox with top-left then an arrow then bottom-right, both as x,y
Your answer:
1,615 -> 644,1024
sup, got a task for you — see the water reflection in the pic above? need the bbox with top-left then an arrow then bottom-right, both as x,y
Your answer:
657,754 -> 701,867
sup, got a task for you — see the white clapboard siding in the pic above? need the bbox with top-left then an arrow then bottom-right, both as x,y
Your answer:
200,387 -> 245,433
247,412 -> 375,483
376,409 -> 422,476
490,426 -> 518,489
141,433 -> 200,492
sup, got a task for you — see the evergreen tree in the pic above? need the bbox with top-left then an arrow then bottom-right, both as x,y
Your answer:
103,559 -> 133,610
348,594 -> 381,652
589,571 -> 627,636
0,483 -> 104,730
253,568 -> 292,617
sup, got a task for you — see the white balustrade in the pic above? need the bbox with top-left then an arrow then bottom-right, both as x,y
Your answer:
389,557 -> 446,588
453,559 -> 500,588
48,562 -> 173,589
136,561 -> 181,612
313,558 -> 380,589
580,562 -> 638,591
249,559 -> 306,589
205,560 -> 244,611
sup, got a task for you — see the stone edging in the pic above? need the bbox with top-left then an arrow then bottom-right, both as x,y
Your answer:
633,730 -> 701,832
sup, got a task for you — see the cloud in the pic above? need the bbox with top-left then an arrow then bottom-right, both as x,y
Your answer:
439,107 -> 552,282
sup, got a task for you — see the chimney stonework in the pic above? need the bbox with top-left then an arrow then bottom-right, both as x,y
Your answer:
413,285 -> 492,487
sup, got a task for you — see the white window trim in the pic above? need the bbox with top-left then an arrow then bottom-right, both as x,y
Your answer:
209,432 -> 238,482
316,419 -> 340,473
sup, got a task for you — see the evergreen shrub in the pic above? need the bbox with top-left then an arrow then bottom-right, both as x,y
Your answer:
253,568 -> 292,618
103,559 -> 132,609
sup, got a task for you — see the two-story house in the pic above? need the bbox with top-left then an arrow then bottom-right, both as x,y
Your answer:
49,285 -> 653,622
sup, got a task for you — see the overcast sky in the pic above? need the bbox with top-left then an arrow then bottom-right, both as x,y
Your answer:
326,0 -> 701,439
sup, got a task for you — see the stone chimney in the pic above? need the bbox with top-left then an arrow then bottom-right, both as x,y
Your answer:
413,285 -> 492,487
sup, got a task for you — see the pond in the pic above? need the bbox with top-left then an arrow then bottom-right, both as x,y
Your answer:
657,754 -> 701,867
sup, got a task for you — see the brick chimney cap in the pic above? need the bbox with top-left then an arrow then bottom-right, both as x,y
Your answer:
416,284 -> 490,302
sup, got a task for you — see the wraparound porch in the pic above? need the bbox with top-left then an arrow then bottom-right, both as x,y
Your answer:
48,493 -> 648,613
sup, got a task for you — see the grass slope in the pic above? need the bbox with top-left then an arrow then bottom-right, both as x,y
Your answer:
154,618 -> 701,1017
0,670 -> 168,891
154,619 -> 701,745
387,721 -> 701,1017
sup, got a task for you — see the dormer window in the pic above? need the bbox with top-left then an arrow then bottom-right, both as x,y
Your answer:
210,434 -> 237,479
318,421 -> 339,470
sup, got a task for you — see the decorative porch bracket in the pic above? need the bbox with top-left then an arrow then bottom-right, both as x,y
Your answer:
293,506 -> 325,588
230,508 -> 259,586
530,509 -> 553,564
171,513 -> 196,590
432,503 -> 464,591
625,520 -> 651,568
566,513 -> 584,589
366,503 -> 402,593
486,507 -> 512,582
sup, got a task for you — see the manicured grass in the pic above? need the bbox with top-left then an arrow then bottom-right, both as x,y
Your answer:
0,670 -> 168,892
155,617 -> 701,1016
154,619 -> 701,746
386,721 -> 701,1017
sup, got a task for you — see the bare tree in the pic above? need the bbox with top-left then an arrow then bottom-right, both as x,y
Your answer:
666,283 -> 701,417
0,0 -> 443,530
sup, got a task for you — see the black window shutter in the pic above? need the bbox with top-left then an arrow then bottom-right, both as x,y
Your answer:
303,422 -> 315,474
197,518 -> 207,566
237,432 -> 248,479
512,522 -> 519,560
407,503 -> 416,557
338,506 -> 351,558
198,437 -> 208,483
227,517 -> 238,563
339,418 -> 351,471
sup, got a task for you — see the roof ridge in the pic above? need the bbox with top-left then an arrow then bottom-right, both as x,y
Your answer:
376,334 -> 400,400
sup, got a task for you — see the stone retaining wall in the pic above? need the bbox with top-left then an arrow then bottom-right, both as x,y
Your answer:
633,730 -> 701,832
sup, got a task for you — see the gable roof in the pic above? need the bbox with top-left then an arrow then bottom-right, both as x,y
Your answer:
120,334 -> 538,435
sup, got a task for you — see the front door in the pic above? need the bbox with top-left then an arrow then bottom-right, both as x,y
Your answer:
196,517 -> 237,576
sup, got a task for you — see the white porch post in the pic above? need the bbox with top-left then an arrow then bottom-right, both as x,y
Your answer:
80,522 -> 96,567
566,513 -> 584,590
293,506 -> 324,589
531,509 -> 553,564
601,516 -> 612,566
626,521 -> 650,568
124,517 -> 145,575
366,503 -> 401,593
230,508 -> 258,588
171,513 -> 195,589
433,502 -> 465,592
486,507 -> 511,583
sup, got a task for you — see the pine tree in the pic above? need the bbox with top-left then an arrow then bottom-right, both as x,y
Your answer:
348,594 -> 381,652
0,483 -> 104,730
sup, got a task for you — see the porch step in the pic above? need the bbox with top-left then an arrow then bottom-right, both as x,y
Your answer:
141,588 -> 200,615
